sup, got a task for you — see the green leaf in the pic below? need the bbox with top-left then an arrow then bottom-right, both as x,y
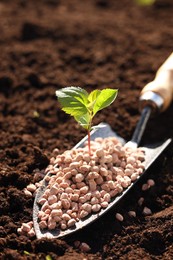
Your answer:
93,89 -> 118,115
87,89 -> 101,111
88,89 -> 101,103
74,113 -> 91,130
56,86 -> 118,136
56,87 -> 89,117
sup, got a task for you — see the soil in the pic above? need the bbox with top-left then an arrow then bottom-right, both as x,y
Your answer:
0,0 -> 173,259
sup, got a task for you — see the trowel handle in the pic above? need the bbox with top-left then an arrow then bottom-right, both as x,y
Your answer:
140,52 -> 173,112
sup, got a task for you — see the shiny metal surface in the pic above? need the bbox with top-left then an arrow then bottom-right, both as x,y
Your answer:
139,91 -> 164,112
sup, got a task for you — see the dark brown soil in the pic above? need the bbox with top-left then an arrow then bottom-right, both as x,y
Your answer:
0,0 -> 173,259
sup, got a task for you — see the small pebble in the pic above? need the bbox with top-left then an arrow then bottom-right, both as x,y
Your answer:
67,218 -> 76,227
138,197 -> 144,206
80,242 -> 91,252
142,183 -> 149,191
115,213 -> 124,222
52,148 -> 59,156
92,204 -> 101,212
21,223 -> 31,232
147,179 -> 155,187
23,189 -> 32,197
17,227 -> 22,234
143,206 -> 152,215
28,228 -> 35,237
128,211 -> 136,217
26,183 -> 37,192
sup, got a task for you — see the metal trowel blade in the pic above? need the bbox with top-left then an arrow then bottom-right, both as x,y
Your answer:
33,123 -> 171,239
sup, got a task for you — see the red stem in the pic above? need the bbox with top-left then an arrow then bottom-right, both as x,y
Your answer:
88,130 -> 91,155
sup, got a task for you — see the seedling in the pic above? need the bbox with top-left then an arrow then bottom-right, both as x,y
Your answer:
56,87 -> 118,154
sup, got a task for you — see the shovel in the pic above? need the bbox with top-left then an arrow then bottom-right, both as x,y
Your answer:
33,53 -> 173,239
